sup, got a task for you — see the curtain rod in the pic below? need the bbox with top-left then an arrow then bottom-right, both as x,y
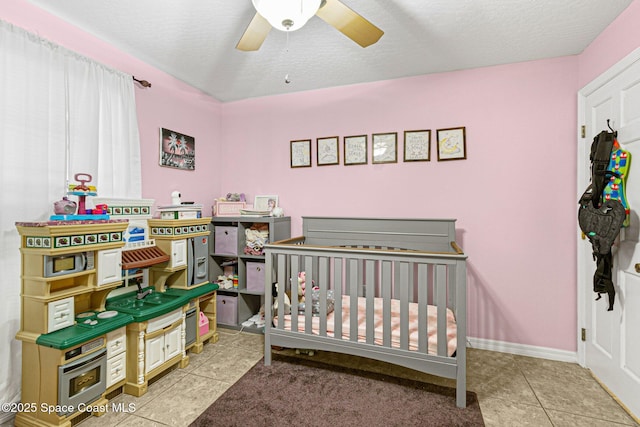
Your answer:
132,76 -> 151,88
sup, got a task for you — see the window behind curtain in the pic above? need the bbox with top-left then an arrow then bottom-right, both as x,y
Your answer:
0,19 -> 141,417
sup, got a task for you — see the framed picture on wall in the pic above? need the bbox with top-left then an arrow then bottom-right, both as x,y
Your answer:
372,132 -> 398,164
317,136 -> 339,166
437,127 -> 467,161
344,135 -> 368,165
403,130 -> 431,162
290,139 -> 312,168
159,128 -> 195,170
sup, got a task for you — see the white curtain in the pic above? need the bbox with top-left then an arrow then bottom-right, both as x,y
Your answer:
0,19 -> 141,419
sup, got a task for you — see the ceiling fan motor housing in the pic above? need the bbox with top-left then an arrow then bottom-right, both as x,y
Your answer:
252,0 -> 321,32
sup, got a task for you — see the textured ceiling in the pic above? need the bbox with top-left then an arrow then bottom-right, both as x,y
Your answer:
27,0 -> 634,102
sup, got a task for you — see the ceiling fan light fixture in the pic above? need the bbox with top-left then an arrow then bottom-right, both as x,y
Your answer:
252,0 -> 321,32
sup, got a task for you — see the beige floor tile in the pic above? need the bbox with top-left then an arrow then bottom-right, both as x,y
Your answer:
514,355 -> 635,424
131,373 -> 233,426
479,396 -> 553,427
547,408 -> 639,426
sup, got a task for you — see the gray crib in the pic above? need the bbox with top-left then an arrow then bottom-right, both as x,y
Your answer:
264,217 -> 468,408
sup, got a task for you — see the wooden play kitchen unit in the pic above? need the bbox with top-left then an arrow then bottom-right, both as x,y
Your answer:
14,216 -> 218,427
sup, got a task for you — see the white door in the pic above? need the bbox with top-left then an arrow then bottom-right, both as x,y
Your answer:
578,47 -> 640,419
164,326 -> 182,360
171,239 -> 187,268
145,335 -> 165,373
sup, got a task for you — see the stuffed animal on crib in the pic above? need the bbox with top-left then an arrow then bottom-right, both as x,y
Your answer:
297,272 -> 307,302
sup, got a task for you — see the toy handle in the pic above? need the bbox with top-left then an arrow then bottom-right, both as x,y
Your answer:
74,173 -> 92,186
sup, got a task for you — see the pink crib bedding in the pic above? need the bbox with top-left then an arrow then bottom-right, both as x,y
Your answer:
275,295 -> 457,356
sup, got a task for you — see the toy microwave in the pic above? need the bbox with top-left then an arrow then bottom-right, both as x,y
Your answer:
44,251 -> 95,278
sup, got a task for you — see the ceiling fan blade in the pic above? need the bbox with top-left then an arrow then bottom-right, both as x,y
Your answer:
236,13 -> 271,51
316,0 -> 383,48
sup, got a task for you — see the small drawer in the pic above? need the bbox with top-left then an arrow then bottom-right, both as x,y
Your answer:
214,226 -> 238,255
246,262 -> 265,293
47,296 -> 74,333
106,327 -> 126,358
217,294 -> 237,326
106,352 -> 126,388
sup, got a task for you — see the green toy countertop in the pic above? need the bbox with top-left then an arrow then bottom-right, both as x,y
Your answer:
35,282 -> 218,350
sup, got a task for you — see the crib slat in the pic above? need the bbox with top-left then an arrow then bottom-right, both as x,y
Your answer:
436,264 -> 447,356
348,258 -> 359,342
381,260 -> 392,347
417,263 -> 428,353
304,256 -> 313,334
399,261 -> 410,350
334,257 -> 343,339
318,256 -> 329,336
290,256 -> 299,332
365,259 -> 375,344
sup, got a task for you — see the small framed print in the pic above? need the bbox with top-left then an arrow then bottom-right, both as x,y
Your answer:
254,195 -> 278,212
344,135 -> 368,165
437,127 -> 467,161
372,132 -> 398,164
404,130 -> 431,162
159,128 -> 195,170
317,136 -> 339,166
290,139 -> 312,168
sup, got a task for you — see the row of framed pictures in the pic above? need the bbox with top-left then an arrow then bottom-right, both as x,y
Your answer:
290,127 -> 466,168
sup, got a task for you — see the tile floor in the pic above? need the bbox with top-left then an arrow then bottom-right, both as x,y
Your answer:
8,329 -> 639,426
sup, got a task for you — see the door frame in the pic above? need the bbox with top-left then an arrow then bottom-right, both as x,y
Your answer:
576,45 -> 640,367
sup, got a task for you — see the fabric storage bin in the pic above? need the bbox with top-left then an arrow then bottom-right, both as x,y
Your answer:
214,226 -> 237,255
217,293 -> 237,325
246,262 -> 265,293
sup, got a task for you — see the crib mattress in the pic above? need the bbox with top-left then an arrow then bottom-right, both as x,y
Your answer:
275,295 -> 457,356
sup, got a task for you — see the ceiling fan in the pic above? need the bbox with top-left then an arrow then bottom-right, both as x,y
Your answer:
236,0 -> 384,51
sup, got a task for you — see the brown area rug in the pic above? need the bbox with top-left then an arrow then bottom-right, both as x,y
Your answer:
191,354 -> 484,427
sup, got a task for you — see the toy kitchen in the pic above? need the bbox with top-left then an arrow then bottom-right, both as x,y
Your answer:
13,179 -> 219,427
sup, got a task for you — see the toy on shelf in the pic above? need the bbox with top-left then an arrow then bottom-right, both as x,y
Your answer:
50,173 -> 110,221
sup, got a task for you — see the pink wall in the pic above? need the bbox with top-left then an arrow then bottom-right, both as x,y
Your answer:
221,58 -> 581,350
578,0 -> 640,88
3,0 -> 224,210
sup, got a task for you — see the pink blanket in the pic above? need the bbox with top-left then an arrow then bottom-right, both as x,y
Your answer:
275,295 -> 457,356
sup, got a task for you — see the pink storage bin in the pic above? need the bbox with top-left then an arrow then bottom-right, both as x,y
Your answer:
217,294 -> 237,325
214,226 -> 238,255
199,311 -> 209,336
246,262 -> 265,293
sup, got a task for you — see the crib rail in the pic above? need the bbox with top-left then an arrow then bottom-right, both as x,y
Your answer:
265,240 -> 466,358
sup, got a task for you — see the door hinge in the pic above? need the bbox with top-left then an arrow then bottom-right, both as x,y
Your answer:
581,125 -> 586,138
581,328 -> 586,341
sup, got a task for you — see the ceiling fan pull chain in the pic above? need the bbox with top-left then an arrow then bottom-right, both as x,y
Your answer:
285,30 -> 291,84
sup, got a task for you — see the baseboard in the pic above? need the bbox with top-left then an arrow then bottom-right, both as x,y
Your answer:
468,337 -> 578,363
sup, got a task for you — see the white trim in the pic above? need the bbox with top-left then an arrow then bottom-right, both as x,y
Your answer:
468,337 -> 578,363
576,44 -> 640,368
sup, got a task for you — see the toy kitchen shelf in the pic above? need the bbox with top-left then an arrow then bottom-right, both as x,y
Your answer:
209,216 -> 290,332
